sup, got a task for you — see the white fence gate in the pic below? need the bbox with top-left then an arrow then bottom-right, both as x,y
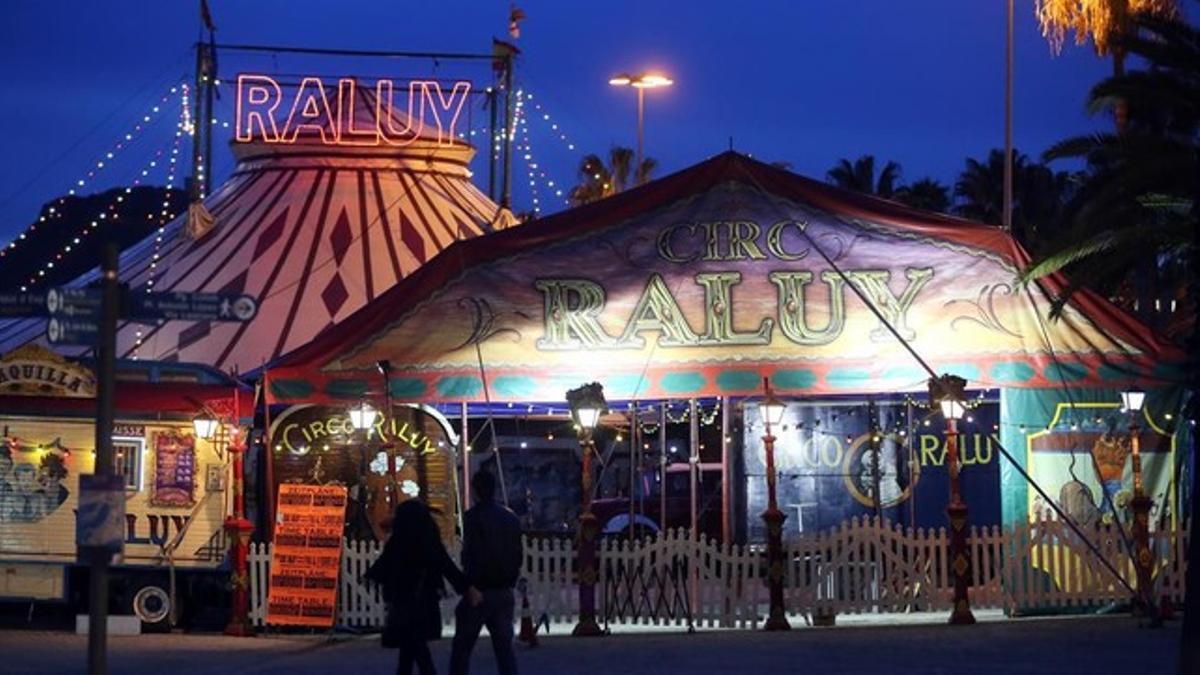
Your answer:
248,516 -> 1189,630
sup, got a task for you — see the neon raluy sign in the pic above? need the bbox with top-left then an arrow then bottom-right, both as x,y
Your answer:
235,75 -> 471,147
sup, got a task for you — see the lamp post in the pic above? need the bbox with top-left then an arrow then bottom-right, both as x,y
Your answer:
608,72 -> 673,185
757,378 -> 790,631
929,374 -> 975,626
566,382 -> 607,637
195,395 -> 255,637
1123,388 -> 1160,626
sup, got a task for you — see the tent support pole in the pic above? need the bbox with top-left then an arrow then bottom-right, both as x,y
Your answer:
461,402 -> 470,510
721,396 -> 730,544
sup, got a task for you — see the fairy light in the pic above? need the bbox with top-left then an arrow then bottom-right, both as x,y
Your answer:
1,85 -> 183,260
21,144 -> 175,289
525,90 -> 579,153
131,86 -> 191,359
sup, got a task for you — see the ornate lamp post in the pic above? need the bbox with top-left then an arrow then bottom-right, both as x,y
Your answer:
196,397 -> 255,637
929,374 -> 975,626
756,378 -> 790,630
348,401 -> 379,433
566,382 -> 607,637
1123,388 -> 1160,626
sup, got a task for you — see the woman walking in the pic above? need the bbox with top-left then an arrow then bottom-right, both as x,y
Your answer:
366,500 -> 479,675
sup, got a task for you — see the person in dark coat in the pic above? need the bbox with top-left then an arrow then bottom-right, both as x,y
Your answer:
366,499 -> 480,675
449,471 -> 524,675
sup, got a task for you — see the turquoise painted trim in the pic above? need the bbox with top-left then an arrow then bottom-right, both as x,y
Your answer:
1097,363 -> 1135,382
825,368 -> 872,389
715,370 -> 761,392
492,376 -> 537,399
270,378 -> 314,400
989,361 -> 1036,383
1043,362 -> 1088,383
771,369 -> 817,390
601,374 -> 649,398
941,363 -> 981,382
659,372 -> 705,394
881,365 -> 926,385
436,376 -> 483,399
324,379 -> 369,399
389,378 -> 427,398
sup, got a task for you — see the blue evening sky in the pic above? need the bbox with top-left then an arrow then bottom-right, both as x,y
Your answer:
0,1 -> 1123,245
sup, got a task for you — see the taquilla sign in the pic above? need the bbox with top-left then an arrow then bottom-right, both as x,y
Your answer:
0,345 -> 95,398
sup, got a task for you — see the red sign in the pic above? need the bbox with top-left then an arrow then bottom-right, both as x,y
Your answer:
266,484 -> 348,627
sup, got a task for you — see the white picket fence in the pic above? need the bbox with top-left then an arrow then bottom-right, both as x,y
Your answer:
247,516 -> 1189,630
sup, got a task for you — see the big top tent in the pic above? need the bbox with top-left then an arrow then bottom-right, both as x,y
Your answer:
0,82 -> 512,372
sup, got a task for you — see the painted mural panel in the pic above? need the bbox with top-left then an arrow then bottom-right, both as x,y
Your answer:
743,397 -> 1000,541
0,418 -> 227,568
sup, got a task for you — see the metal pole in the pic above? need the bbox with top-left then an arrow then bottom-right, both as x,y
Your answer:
1002,0 -> 1014,233
202,44 -> 214,199
868,399 -> 883,521
1129,416 -> 1160,626
945,415 -> 976,625
760,379 -> 790,631
87,244 -> 120,675
636,87 -> 645,185
488,87 -> 498,203
689,399 -> 699,539
629,401 -> 637,537
190,43 -> 205,202
500,54 -> 515,209
720,396 -> 731,544
461,402 -> 470,508
572,432 -> 602,636
659,405 -> 667,530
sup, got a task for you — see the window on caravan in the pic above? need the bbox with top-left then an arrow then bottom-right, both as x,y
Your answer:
113,436 -> 145,491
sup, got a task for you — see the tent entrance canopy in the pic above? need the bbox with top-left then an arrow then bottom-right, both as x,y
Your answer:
264,152 -> 1183,406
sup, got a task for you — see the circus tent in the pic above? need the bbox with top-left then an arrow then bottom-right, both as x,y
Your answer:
264,151 -> 1185,404
0,83 -> 512,372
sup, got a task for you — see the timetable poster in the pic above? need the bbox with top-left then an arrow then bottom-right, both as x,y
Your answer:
266,483 -> 348,627
150,432 -> 196,507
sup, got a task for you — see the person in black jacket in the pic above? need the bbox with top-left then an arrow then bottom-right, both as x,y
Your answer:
366,499 -> 481,675
449,471 -> 523,675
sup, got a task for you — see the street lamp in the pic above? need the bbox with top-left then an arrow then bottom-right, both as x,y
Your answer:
756,378 -> 791,631
928,374 -> 976,626
1123,387 -> 1160,625
608,71 -> 673,185
566,381 -> 607,637
348,401 -> 379,432
192,414 -> 220,441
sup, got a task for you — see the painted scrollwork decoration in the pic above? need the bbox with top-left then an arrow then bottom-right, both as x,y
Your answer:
945,283 -> 1023,338
452,296 -> 530,351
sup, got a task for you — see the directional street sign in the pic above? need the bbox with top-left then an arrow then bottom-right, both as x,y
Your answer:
46,287 -> 103,319
127,292 -> 258,323
46,317 -> 100,345
0,291 -> 47,318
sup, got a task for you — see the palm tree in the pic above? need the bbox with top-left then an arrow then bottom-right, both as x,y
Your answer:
826,155 -> 902,198
953,149 -> 1072,250
568,147 -> 657,206
1020,13 -> 1196,311
894,178 -> 951,214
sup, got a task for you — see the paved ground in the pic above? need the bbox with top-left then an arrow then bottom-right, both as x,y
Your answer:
0,615 -> 1183,674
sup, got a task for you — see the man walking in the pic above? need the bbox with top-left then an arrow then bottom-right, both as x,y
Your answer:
450,471 -> 523,675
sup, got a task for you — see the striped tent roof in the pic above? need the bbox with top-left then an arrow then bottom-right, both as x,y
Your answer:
0,85 -> 509,371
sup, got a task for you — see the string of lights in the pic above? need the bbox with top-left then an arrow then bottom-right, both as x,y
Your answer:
1,84 -> 184,260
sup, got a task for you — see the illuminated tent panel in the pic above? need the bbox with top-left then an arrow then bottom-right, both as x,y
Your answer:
267,152 -> 1183,403
0,84 -> 508,372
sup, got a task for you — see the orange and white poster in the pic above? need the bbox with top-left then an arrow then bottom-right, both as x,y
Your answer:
266,483 -> 347,627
